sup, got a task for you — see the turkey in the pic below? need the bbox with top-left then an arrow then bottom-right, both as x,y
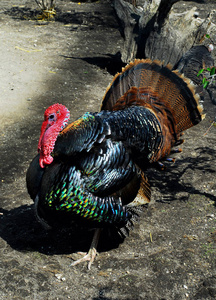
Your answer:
26,59 -> 204,268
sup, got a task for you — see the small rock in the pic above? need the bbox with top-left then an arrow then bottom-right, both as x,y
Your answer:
206,214 -> 214,218
55,273 -> 63,280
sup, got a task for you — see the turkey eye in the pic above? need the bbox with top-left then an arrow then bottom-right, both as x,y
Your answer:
49,114 -> 55,120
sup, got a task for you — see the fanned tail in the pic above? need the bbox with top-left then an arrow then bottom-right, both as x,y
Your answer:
101,59 -> 204,207
101,59 -> 204,135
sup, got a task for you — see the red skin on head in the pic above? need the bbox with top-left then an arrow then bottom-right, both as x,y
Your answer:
38,103 -> 70,168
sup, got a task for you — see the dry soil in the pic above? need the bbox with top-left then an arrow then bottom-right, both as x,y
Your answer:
1,1 -> 216,299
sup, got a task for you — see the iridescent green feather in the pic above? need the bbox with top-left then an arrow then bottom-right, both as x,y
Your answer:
44,165 -> 130,225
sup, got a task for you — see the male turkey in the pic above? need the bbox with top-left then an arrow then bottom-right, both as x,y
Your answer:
26,59 -> 204,268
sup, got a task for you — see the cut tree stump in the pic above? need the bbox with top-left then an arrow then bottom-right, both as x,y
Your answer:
113,0 -> 216,66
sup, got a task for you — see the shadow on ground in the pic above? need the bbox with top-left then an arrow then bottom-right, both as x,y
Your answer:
147,146 -> 216,203
0,204 -> 126,256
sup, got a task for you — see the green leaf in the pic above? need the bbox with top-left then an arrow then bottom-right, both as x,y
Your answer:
197,69 -> 204,77
205,34 -> 210,39
207,67 -> 212,72
203,82 -> 209,89
210,67 -> 215,76
203,78 -> 209,89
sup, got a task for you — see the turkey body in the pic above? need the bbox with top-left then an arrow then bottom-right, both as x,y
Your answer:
26,59 -> 204,267
27,106 -> 159,229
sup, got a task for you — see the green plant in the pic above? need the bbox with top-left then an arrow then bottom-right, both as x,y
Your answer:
197,66 -> 216,89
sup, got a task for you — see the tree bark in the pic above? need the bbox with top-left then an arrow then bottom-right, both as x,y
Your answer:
114,0 -> 215,65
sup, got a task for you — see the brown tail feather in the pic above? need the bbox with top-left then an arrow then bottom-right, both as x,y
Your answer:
127,171 -> 151,207
113,170 -> 151,207
101,59 -> 204,134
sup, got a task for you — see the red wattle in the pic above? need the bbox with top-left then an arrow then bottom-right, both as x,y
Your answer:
38,103 -> 70,168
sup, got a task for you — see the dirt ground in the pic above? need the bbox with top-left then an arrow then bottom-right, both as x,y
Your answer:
0,0 -> 216,299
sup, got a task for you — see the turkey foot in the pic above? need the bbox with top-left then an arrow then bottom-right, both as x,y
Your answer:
70,228 -> 102,269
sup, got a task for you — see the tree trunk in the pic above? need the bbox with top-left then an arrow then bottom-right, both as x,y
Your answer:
114,0 -> 216,66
